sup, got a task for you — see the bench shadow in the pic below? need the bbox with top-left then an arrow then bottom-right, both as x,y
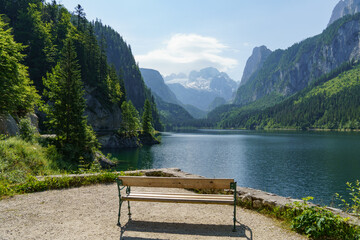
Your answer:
119,220 -> 253,240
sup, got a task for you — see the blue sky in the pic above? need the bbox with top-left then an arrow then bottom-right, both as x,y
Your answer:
58,0 -> 339,81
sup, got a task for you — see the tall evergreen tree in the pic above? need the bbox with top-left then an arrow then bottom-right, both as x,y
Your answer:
120,101 -> 140,135
42,37 -> 98,163
142,99 -> 153,134
74,4 -> 85,30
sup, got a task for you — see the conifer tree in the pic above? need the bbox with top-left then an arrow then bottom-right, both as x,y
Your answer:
142,99 -> 153,134
42,37 -> 98,163
120,101 -> 140,135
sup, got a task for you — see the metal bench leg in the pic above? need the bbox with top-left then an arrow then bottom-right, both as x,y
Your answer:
117,179 -> 125,227
231,182 -> 237,232
126,186 -> 132,220
127,201 -> 132,220
118,198 -> 123,227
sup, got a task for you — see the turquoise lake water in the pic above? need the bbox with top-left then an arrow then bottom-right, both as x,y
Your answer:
103,129 -> 360,205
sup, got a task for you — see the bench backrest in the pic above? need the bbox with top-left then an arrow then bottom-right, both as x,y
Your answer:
117,176 -> 234,189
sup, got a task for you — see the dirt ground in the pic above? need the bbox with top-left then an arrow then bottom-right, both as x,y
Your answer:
0,183 -> 307,240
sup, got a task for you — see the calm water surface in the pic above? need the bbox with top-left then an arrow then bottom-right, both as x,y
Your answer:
103,130 -> 360,205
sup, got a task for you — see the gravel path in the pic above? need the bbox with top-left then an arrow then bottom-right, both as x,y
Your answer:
0,183 -> 306,240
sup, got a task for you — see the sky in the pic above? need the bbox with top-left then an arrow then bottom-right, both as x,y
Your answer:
57,0 -> 339,82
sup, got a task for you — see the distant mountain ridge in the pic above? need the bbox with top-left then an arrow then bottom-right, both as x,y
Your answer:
328,0 -> 360,26
166,67 -> 238,111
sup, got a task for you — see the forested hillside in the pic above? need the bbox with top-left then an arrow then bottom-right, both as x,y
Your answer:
92,21 -> 162,130
217,61 -> 360,130
234,13 -> 360,107
0,0 -> 161,154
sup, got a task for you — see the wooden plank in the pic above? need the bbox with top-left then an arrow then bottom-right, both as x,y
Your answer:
122,194 -> 234,205
128,193 -> 233,200
126,192 -> 234,200
118,176 -> 234,189
126,191 -> 229,196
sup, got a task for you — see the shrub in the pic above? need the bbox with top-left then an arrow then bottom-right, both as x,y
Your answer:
18,118 -> 37,142
0,137 -> 49,183
285,197 -> 360,239
336,180 -> 360,217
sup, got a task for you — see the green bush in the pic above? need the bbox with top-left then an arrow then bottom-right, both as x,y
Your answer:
0,137 -> 50,183
285,197 -> 360,239
18,118 -> 37,142
336,180 -> 360,217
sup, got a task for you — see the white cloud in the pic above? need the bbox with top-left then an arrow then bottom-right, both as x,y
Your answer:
135,34 -> 238,76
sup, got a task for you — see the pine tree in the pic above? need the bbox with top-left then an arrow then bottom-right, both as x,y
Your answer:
120,101 -> 140,136
42,37 -> 98,163
142,99 -> 153,134
74,4 -> 86,30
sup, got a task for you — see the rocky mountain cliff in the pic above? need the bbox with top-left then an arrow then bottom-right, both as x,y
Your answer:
328,0 -> 360,26
240,46 -> 272,85
140,68 -> 180,105
234,13 -> 360,106
166,67 -> 237,111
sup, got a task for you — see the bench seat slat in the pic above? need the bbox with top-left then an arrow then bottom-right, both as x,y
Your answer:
118,176 -> 234,189
128,191 -> 232,197
123,194 -> 234,205
128,192 -> 233,200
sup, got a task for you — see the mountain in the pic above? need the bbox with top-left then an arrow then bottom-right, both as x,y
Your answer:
234,13 -> 360,107
166,67 -> 238,111
140,68 -> 180,105
218,61 -> 360,130
139,68 -> 195,127
328,0 -> 360,26
240,46 -> 272,85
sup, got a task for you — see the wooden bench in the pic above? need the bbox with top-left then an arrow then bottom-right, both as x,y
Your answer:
116,176 -> 238,231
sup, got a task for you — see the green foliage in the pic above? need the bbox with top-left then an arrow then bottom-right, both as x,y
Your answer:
142,99 -> 153,134
336,180 -> 360,217
14,3 -> 57,91
0,17 -> 40,116
120,101 -> 141,136
106,65 -> 124,105
42,38 -> 99,163
0,172 -> 122,199
0,137 -> 50,184
18,118 -> 37,142
283,197 -> 360,239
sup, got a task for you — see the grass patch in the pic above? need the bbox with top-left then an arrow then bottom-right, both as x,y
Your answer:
0,172 -> 122,199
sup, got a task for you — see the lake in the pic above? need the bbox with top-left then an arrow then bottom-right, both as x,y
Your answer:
103,129 -> 360,205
